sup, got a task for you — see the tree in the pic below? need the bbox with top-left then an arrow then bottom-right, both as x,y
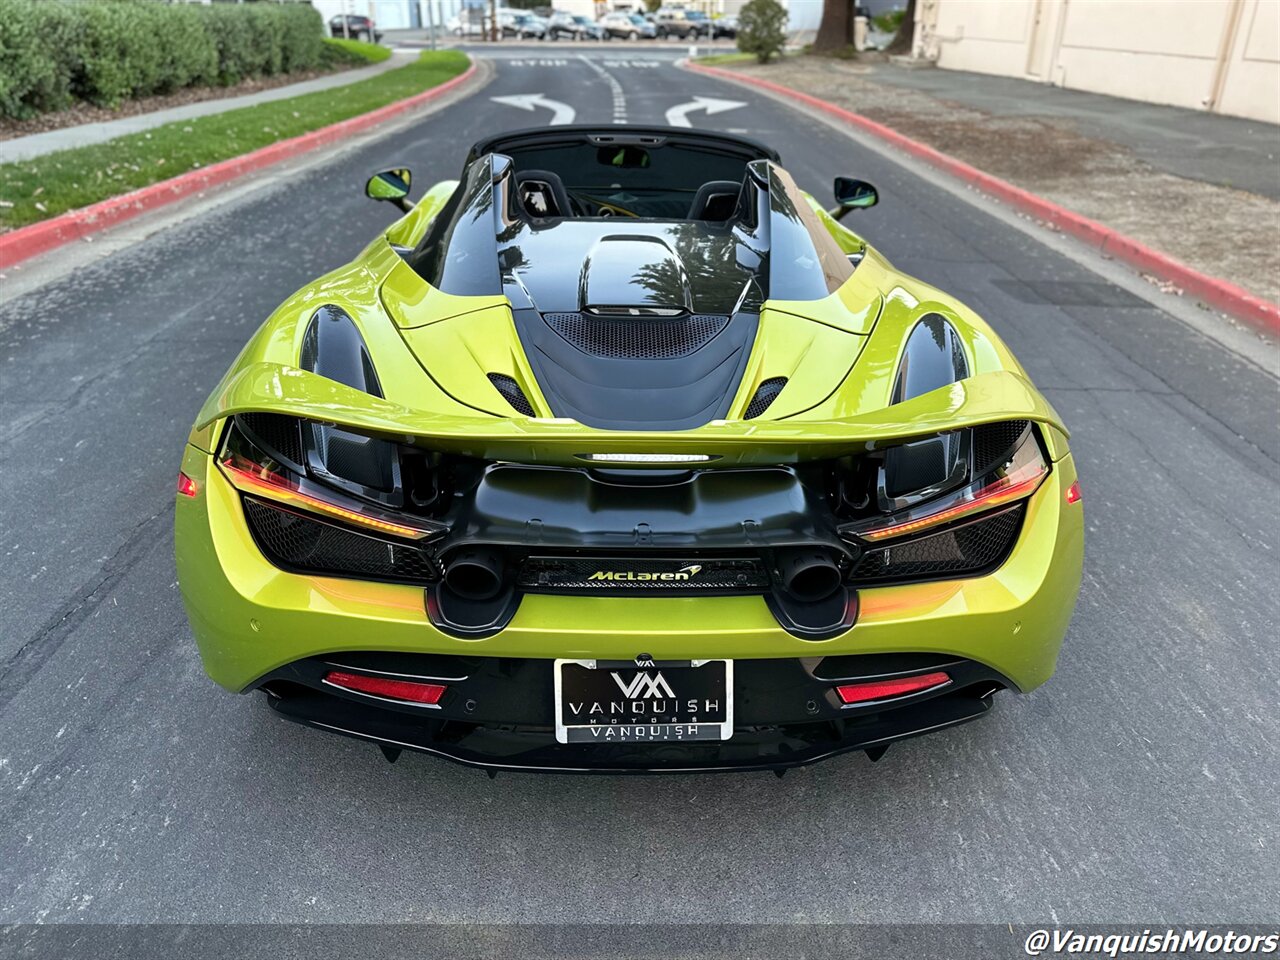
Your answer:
737,0 -> 787,64
812,0 -> 853,56
884,0 -> 917,56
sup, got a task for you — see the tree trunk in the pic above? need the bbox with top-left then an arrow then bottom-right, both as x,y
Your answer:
812,0 -> 852,55
885,0 -> 917,56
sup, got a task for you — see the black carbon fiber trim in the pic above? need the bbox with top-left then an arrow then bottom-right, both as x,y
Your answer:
486,373 -> 535,416
972,420 -> 1030,476
849,505 -> 1024,585
243,497 -> 439,584
513,307 -> 759,432
744,377 -> 787,419
237,413 -> 303,466
518,556 -> 770,593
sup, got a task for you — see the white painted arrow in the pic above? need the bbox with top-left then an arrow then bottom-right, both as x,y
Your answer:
490,94 -> 576,126
664,96 -> 747,128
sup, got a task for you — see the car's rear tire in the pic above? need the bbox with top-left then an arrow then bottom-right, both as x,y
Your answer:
628,29 -> 638,40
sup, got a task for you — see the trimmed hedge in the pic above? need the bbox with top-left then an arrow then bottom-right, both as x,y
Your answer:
323,37 -> 394,66
0,0 -> 325,120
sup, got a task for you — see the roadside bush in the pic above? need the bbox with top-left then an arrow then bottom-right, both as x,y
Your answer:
737,0 -> 787,64
873,9 -> 907,33
323,38 -> 393,67
0,0 -> 83,117
0,0 -> 325,119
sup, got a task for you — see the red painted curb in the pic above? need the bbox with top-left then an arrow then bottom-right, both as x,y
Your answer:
0,60 -> 478,272
688,61 -> 1280,336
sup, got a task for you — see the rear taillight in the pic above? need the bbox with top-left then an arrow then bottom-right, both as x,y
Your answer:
847,427 -> 1049,543
177,472 -> 198,497
217,420 -> 440,541
835,671 -> 951,705
1065,480 -> 1082,504
324,671 -> 446,705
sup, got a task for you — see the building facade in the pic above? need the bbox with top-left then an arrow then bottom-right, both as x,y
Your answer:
913,0 -> 1278,124
310,0 -> 470,31
307,0 -> 830,33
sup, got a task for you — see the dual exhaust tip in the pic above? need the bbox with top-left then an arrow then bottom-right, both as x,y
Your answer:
444,547 -> 845,604
444,548 -> 505,601
775,548 -> 844,603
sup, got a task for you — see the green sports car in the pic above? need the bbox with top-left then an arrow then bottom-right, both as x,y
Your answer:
175,126 -> 1083,773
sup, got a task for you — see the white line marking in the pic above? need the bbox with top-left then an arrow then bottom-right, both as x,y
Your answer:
490,93 -> 576,126
665,96 -> 747,128
579,57 -> 628,124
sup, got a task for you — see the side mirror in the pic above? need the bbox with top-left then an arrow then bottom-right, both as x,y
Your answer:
831,177 -> 878,221
366,168 -> 413,212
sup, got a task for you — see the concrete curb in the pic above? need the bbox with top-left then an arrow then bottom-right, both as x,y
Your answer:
686,60 -> 1280,336
0,60 -> 478,272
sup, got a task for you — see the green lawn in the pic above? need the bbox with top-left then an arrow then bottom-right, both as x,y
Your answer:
0,50 -> 468,231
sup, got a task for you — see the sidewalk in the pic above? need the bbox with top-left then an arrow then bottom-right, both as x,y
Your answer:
717,57 -> 1280,306
0,52 -> 414,164
870,64 -> 1280,201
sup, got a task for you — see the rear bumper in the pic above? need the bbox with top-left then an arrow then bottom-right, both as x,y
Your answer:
176,442 -> 1082,699
258,651 -> 1008,773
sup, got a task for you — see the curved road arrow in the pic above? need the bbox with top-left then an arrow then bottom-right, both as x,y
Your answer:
490,93 -> 576,126
664,96 -> 747,128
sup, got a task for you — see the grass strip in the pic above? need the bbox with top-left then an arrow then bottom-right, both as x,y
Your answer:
0,50 -> 468,231
693,52 -> 760,66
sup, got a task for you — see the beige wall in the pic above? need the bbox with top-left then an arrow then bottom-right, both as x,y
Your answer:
923,0 -> 1279,125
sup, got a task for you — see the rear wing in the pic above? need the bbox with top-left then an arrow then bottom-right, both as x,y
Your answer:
196,362 -> 1067,469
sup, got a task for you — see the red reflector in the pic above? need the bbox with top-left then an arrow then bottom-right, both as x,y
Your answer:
835,671 -> 951,705
324,671 -> 446,705
1065,480 -> 1082,504
177,472 -> 199,497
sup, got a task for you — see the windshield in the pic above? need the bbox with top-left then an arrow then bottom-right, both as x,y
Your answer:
497,141 -> 760,218
629,15 -> 647,23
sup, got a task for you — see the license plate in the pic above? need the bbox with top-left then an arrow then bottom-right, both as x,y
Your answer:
554,659 -> 733,744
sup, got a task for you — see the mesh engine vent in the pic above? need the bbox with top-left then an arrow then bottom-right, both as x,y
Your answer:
744,377 -> 788,419
238,413 -> 303,465
850,505 -> 1023,584
543,312 -> 729,360
243,497 -> 439,584
972,420 -> 1030,475
487,373 -> 535,416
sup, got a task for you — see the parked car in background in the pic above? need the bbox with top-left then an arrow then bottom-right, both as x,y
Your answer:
499,10 -> 547,39
446,12 -> 489,37
328,13 -> 382,42
681,9 -> 715,38
712,15 -> 738,39
549,12 -> 604,40
600,12 -> 656,39
651,7 -> 710,39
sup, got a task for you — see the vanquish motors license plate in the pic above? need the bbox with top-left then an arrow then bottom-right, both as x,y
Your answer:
554,659 -> 733,744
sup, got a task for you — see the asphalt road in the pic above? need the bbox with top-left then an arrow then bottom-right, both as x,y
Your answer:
2,48 -> 1277,926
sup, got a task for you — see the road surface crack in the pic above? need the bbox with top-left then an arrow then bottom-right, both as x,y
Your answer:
0,502 -> 173,712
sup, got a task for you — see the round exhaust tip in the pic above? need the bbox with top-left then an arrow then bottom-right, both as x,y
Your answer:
444,549 -> 504,601
778,549 -> 843,603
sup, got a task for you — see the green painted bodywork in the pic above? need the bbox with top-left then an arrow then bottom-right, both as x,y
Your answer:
177,183 -> 1083,694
